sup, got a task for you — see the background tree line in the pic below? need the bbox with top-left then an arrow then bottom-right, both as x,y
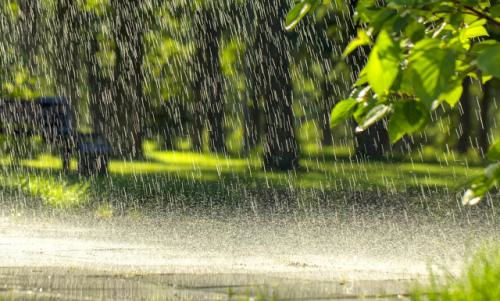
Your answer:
0,0 -> 498,172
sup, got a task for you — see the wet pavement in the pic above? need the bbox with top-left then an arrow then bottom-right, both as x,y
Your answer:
1,206 -> 498,300
0,267 -> 413,300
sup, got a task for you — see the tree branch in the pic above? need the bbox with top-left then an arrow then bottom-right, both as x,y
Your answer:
451,0 -> 500,27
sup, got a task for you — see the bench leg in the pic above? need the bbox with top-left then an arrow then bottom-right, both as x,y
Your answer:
61,152 -> 70,172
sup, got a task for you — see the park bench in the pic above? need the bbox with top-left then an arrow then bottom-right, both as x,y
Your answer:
0,96 -> 111,175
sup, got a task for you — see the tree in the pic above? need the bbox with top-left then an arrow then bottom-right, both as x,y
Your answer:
1,0 -> 43,99
457,78 -> 472,154
109,0 -> 149,159
479,79 -> 497,155
141,1 -> 193,151
84,11 -> 112,142
287,0 -> 500,203
18,0 -> 40,72
294,3 -> 351,147
52,0 -> 83,121
191,4 -> 226,153
242,7 -> 263,154
255,1 -> 299,171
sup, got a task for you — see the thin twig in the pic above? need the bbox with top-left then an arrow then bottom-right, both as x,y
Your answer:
451,0 -> 500,27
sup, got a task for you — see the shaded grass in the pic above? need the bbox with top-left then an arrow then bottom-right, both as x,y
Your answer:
0,143 -> 487,210
411,244 -> 500,301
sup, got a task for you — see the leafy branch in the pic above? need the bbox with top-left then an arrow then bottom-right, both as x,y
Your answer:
450,0 -> 500,27
286,0 -> 500,204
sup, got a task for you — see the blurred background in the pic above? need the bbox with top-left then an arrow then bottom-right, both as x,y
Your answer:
0,0 -> 498,210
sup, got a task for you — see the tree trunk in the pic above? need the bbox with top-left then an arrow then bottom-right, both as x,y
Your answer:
205,58 -> 226,154
243,96 -> 261,154
192,8 -> 226,154
53,0 -> 82,118
189,101 -> 204,152
254,1 -> 298,171
354,121 -> 390,159
320,76 -> 335,147
457,78 -> 472,154
18,0 -> 39,72
110,0 -> 147,160
243,28 -> 262,156
479,79 -> 495,156
86,33 -> 110,138
320,109 -> 333,147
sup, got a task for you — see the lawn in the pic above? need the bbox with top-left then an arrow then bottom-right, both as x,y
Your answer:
0,142 -> 486,210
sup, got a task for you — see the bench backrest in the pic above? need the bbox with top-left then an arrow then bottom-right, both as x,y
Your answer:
0,97 -> 75,139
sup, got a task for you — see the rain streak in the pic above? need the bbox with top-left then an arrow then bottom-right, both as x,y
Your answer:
0,0 -> 499,300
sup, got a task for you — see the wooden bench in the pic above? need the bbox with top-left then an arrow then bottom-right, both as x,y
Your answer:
0,96 -> 111,175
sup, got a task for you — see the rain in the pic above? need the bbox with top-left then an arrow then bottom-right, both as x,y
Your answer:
0,0 -> 499,300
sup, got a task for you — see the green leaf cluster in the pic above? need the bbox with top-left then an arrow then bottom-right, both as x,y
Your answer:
287,0 -> 500,203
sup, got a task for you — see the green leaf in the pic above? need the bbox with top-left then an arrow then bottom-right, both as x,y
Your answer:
343,29 -> 372,58
4,1 -> 21,18
350,85 -> 371,102
370,8 -> 397,33
462,175 -> 494,205
355,104 -> 391,132
355,0 -> 378,23
354,70 -> 368,87
476,43 -> 500,79
490,5 -> 500,18
485,162 -> 500,180
460,25 -> 489,42
353,102 -> 375,123
482,74 -> 493,84
330,98 -> 357,128
366,30 -> 402,96
407,39 -> 456,105
462,187 -> 483,206
438,81 -> 463,107
285,0 -> 318,31
487,140 -> 500,161
388,101 -> 429,143
405,20 -> 425,43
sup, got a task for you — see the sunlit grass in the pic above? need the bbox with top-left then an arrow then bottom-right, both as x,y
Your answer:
146,150 -> 259,170
0,142 -> 488,209
301,142 -> 353,158
415,145 -> 484,165
0,173 -> 89,208
411,245 -> 500,301
21,154 -> 78,170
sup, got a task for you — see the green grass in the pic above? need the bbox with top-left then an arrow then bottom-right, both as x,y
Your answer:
0,142 -> 487,210
411,245 -> 500,301
0,172 -> 89,208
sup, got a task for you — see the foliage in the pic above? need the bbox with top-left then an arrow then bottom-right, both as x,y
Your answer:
1,68 -> 39,99
411,245 -> 500,301
287,0 -> 500,204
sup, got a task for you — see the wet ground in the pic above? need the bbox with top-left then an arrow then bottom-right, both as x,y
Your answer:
0,267 -> 414,300
0,200 -> 498,300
